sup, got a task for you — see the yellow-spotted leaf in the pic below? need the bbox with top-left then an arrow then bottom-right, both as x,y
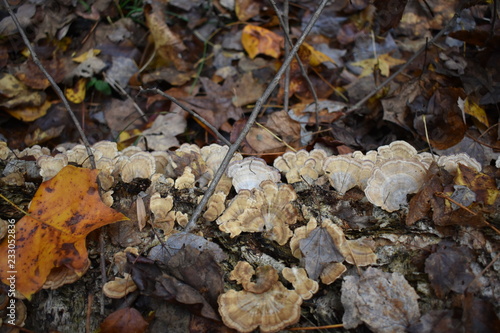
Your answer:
65,78 -> 87,104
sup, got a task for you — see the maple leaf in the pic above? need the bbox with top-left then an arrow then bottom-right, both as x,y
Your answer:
351,53 -> 406,77
0,165 -> 128,299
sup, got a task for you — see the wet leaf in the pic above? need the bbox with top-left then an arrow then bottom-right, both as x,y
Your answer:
342,267 -> 420,332
130,242 -> 224,321
100,307 -> 149,333
0,165 -> 129,299
241,25 -> 283,59
424,241 -> 475,298
374,0 -> 409,34
300,226 -> 344,280
462,293 -> 500,333
413,87 -> 467,150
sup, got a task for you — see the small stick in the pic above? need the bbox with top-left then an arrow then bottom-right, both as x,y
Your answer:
3,0 -> 96,169
185,0 -> 330,232
141,88 -> 231,146
255,121 -> 297,152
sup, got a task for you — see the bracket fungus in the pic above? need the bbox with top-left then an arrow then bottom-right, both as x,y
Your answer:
120,152 -> 156,183
365,159 -> 427,212
203,192 -> 227,222
218,262 -> 302,333
37,154 -> 68,181
174,166 -> 196,189
376,140 -> 419,161
201,143 -> 242,194
149,192 -> 176,233
323,155 -> 363,194
227,157 -> 281,193
437,153 -> 481,174
273,149 -> 326,184
216,180 -> 298,245
282,267 -> 319,300
103,273 -> 137,299
92,141 -> 118,160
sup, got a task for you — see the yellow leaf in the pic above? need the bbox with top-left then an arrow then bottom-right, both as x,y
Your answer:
351,53 -> 406,77
65,78 -> 87,104
300,43 -> 335,66
463,97 -> 489,127
241,25 -> 283,59
5,100 -> 53,122
72,49 -> 101,63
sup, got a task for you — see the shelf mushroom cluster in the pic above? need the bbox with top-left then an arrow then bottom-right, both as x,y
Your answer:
0,139 -> 487,333
274,140 -> 482,212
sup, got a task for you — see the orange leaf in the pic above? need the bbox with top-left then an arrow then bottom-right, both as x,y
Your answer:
0,166 -> 128,299
241,25 -> 283,59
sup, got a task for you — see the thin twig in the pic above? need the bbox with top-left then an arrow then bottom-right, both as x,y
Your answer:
282,0 -> 290,114
268,0 -> 320,132
185,0 -> 330,232
103,73 -> 148,122
346,13 -> 460,114
3,0 -> 96,169
255,121 -> 297,152
142,88 -> 231,146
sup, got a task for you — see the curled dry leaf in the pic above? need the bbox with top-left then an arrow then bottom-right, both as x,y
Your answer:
341,267 -> 421,333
